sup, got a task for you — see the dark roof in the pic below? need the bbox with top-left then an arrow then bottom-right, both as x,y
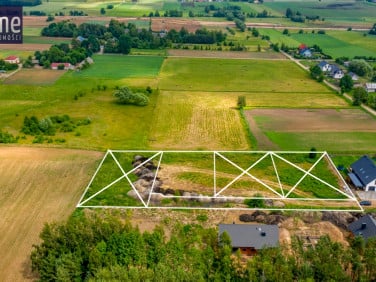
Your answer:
219,224 -> 279,249
351,155 -> 376,186
318,61 -> 329,67
349,214 -> 376,240
349,173 -> 363,188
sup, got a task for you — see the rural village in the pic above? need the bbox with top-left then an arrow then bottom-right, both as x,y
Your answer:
0,0 -> 376,281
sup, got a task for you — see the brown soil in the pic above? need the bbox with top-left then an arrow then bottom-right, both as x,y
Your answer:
168,49 -> 286,59
0,146 -> 101,281
151,18 -> 201,32
245,109 -> 376,132
4,69 -> 66,85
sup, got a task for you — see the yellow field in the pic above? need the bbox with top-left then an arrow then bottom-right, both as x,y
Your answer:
149,91 -> 249,150
0,147 -> 101,281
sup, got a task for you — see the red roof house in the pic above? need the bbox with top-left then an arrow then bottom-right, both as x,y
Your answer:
4,56 -> 20,64
51,62 -> 72,70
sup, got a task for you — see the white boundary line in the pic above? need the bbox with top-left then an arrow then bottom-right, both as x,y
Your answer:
76,150 -> 363,211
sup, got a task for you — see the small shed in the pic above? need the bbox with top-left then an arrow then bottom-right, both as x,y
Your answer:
219,224 -> 279,256
349,214 -> 376,241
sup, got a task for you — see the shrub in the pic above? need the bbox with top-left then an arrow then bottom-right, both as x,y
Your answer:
237,96 -> 246,108
114,87 -> 149,106
244,194 -> 265,208
0,130 -> 17,143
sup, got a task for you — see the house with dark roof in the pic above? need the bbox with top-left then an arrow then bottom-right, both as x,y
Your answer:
349,156 -> 376,191
219,224 -> 279,256
300,49 -> 312,58
329,64 -> 344,79
348,72 -> 359,81
349,214 -> 376,241
318,61 -> 331,72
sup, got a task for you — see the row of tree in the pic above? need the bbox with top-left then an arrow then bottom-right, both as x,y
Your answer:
31,211 -> 376,281
40,20 -> 227,54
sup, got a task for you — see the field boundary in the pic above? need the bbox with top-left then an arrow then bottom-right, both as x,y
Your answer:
77,150 -> 362,211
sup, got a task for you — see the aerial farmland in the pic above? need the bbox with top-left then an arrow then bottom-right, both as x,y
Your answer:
0,0 -> 376,280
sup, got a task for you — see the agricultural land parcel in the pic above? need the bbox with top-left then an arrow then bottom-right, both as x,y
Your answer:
0,147 -> 101,281
0,8 -> 376,281
263,1 -> 376,26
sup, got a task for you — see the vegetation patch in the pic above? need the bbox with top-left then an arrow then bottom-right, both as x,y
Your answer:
74,55 -> 164,79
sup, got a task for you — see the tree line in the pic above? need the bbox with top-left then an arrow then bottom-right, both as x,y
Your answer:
31,211 -> 376,281
40,20 -> 226,54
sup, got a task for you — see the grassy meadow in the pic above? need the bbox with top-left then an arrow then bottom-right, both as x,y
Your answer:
260,28 -> 376,58
263,1 -> 376,25
158,57 -> 331,93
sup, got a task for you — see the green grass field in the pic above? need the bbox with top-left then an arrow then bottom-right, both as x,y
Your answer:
290,33 -> 376,58
263,1 -> 376,24
158,57 -> 331,93
265,132 -> 376,153
74,54 -> 164,79
0,54 -> 165,150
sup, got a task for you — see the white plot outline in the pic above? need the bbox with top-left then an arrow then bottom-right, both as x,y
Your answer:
77,150 -> 363,211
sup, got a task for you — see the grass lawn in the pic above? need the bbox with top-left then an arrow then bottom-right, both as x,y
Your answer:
265,132 -> 376,153
326,30 -> 376,55
0,60 -> 162,150
259,29 -> 301,47
74,54 -> 164,79
263,1 -> 376,24
290,32 -> 376,58
158,57 -> 331,93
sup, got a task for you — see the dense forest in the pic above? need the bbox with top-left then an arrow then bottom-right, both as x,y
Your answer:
31,211 -> 376,281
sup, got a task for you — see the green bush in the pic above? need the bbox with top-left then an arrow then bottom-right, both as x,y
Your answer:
114,87 -> 149,106
0,130 -> 17,143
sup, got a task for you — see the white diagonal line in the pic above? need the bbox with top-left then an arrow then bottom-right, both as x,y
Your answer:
146,152 -> 164,207
125,173 -> 147,207
213,151 -> 217,196
77,150 -> 110,206
215,152 -> 282,198
324,152 -> 357,200
284,153 -> 326,198
271,153 -> 284,197
80,175 -> 126,206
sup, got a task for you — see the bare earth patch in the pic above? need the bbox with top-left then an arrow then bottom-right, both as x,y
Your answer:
4,69 -> 66,85
0,147 -> 101,281
168,49 -> 285,59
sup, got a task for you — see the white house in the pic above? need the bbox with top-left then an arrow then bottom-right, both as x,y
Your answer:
349,155 -> 376,191
51,62 -> 72,70
348,72 -> 359,81
4,55 -> 20,64
366,83 -> 376,93
318,61 -> 331,72
330,65 -> 344,79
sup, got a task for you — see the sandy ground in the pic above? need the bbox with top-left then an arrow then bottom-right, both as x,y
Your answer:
0,146 -> 102,281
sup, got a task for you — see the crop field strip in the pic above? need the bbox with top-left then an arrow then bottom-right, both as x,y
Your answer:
246,109 -> 376,153
0,147 -> 102,281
